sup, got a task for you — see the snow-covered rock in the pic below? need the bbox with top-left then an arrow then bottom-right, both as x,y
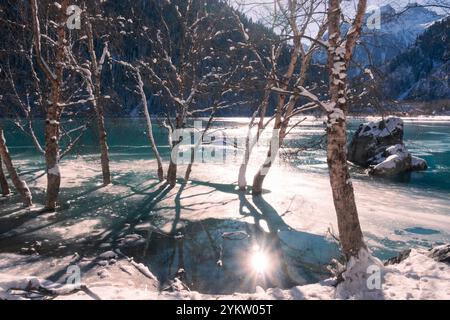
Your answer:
428,244 -> 450,265
348,117 -> 428,176
411,156 -> 428,171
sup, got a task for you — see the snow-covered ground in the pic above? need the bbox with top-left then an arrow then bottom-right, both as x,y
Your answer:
1,248 -> 448,300
0,155 -> 449,299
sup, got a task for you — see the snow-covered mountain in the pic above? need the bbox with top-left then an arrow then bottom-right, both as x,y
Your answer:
354,4 -> 443,67
382,16 -> 450,101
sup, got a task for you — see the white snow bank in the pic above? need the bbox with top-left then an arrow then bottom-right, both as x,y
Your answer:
1,249 -> 448,300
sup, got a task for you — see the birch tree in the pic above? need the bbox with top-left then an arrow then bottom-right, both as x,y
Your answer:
29,0 -> 93,209
0,127 -> 33,206
113,60 -> 164,182
249,0 -> 369,261
325,0 -> 367,260
62,12 -> 113,186
229,7 -> 281,190
85,19 -> 112,186
30,0 -> 68,210
237,0 -> 327,195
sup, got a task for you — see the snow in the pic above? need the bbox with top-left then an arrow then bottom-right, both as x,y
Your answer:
48,165 -> 60,176
46,119 -> 60,125
0,249 -> 447,300
0,274 -> 84,300
327,108 -> 345,126
1,122 -> 449,300
373,154 -> 402,170
129,261 -> 159,282
98,251 -> 118,260
364,68 -> 375,80
336,248 -> 384,299
358,117 -> 403,138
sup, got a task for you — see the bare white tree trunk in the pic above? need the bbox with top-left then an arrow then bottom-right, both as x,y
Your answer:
114,60 -> 164,182
238,89 -> 271,190
136,69 -> 164,181
252,0 -> 303,195
0,128 -> 32,206
184,111 -> 216,182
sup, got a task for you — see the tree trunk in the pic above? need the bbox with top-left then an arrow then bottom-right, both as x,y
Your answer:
87,22 -> 111,186
0,155 -> 10,196
0,128 -> 32,206
95,106 -> 111,186
167,112 -> 186,187
184,112 -> 215,182
31,0 -> 68,210
326,120 -> 365,258
136,70 -> 164,181
238,122 -> 254,190
167,159 -> 177,187
251,10 -> 302,195
252,128 -> 280,196
45,105 -> 61,210
238,90 -> 270,190
326,0 -> 367,259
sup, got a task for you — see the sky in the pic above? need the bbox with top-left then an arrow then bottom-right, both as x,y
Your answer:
230,0 -> 447,39
231,0 -> 445,24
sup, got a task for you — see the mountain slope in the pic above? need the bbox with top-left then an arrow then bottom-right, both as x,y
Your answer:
353,4 -> 443,67
383,17 -> 450,101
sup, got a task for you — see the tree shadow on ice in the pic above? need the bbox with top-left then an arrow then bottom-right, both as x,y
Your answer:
165,179 -> 340,286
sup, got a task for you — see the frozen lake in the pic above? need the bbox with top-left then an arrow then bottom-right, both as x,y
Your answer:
1,116 -> 449,294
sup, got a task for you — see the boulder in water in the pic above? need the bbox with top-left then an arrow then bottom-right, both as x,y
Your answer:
347,117 -> 428,176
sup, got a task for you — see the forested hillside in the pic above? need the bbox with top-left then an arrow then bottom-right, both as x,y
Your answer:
383,17 -> 450,101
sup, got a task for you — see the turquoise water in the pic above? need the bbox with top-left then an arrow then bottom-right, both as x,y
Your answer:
3,117 -> 450,195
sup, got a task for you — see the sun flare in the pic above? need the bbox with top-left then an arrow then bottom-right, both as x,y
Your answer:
250,247 -> 270,274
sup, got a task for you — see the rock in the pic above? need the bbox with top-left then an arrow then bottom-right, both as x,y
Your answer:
427,244 -> 450,265
384,244 -> 449,266
348,117 -> 428,176
369,144 -> 412,176
98,250 -> 117,260
348,117 -> 404,167
384,249 -> 412,266
411,156 -> 428,171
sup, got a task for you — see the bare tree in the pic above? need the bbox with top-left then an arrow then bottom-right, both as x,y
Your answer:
30,0 -> 68,210
141,0 -> 254,186
248,0 -> 327,195
247,0 -> 368,260
113,60 -> 164,182
85,19 -> 112,186
229,8 -> 280,190
0,127 -> 33,206
325,0 -> 367,259
28,0 -> 94,209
